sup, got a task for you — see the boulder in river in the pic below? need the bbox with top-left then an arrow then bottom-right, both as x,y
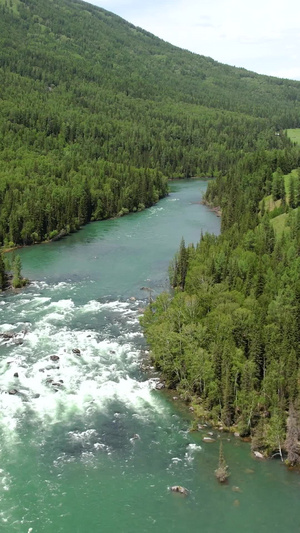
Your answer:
203,436 -> 216,443
13,372 -> 19,378
253,450 -> 264,459
130,434 -> 140,443
170,485 -> 189,496
72,348 -> 81,355
8,389 -> 18,395
50,355 -> 60,362
1,332 -> 15,339
155,382 -> 165,390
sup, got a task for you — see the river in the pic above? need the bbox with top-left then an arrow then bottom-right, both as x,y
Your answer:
0,180 -> 299,532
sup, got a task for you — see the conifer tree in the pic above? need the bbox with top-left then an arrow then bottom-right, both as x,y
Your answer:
215,441 -> 229,483
12,255 -> 22,289
285,403 -> 300,466
289,177 -> 297,208
272,168 -> 285,201
0,253 -> 6,290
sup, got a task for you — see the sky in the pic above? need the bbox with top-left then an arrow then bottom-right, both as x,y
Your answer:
89,0 -> 300,80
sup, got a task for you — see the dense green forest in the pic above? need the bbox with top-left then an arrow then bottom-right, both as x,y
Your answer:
2,0 -> 300,459
0,252 -> 27,290
0,0 -> 300,246
141,141 -> 300,461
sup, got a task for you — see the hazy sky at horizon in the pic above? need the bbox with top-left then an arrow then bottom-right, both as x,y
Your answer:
89,0 -> 300,80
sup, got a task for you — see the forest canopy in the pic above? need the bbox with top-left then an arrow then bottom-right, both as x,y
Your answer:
0,0 -> 300,246
1,0 -> 300,456
141,141 -> 300,460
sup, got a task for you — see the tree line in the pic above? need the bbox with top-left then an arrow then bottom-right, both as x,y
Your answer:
0,0 -> 299,247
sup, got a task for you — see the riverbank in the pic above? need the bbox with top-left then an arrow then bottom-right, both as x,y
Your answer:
153,380 -> 290,464
201,198 -> 222,217
1,178 -> 215,255
0,197 -> 164,255
0,272 -> 29,292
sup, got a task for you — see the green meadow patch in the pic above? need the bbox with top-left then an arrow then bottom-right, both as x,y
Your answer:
270,212 -> 289,236
286,128 -> 300,146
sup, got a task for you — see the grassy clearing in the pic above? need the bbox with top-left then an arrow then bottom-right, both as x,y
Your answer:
260,169 -> 299,213
286,129 -> 300,146
271,213 -> 289,236
262,195 -> 281,212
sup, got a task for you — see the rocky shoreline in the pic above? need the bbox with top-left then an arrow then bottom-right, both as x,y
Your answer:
201,198 -> 222,217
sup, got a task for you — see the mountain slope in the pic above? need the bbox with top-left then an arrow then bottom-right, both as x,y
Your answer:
1,0 -> 300,122
0,0 -> 299,246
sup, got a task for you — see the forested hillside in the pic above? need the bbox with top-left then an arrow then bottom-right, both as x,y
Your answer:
141,140 -> 300,461
0,0 -> 300,246
2,0 -> 300,458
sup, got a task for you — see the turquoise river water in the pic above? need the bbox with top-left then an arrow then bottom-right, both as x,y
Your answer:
0,180 -> 300,532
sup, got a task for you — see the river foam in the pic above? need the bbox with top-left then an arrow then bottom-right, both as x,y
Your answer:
0,283 -> 162,444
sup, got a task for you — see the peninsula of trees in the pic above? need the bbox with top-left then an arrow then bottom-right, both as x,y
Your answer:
141,139 -> 300,462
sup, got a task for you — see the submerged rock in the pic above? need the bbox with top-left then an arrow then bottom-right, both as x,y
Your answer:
50,355 -> 60,361
203,437 -> 216,443
14,339 -> 24,345
130,434 -> 141,443
1,332 -> 15,339
170,485 -> 189,496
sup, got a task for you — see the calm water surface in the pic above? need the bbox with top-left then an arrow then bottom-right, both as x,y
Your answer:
0,180 -> 299,532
